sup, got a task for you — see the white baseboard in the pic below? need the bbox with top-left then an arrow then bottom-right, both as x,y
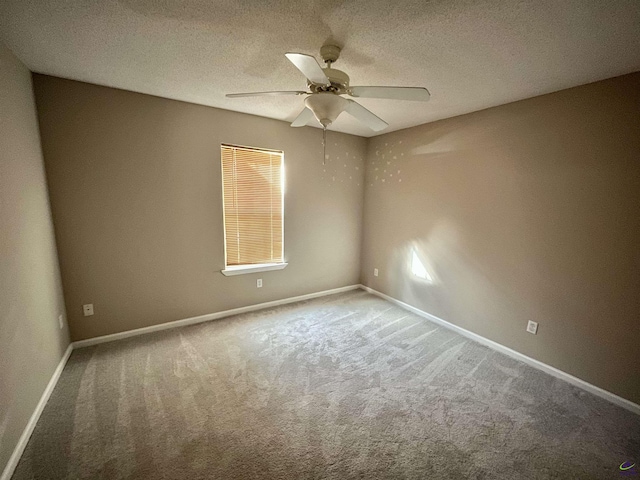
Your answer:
73,284 -> 361,349
1,344 -> 73,480
359,285 -> 640,416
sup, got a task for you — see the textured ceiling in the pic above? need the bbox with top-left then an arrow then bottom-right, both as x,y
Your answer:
1,0 -> 639,137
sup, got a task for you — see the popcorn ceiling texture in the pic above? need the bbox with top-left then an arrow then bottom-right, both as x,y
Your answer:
1,0 -> 639,137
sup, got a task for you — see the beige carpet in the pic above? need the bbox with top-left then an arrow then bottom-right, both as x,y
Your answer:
12,290 -> 640,479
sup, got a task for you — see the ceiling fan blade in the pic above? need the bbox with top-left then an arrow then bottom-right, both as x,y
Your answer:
349,86 -> 431,102
226,91 -> 307,98
345,100 -> 388,132
290,107 -> 315,127
285,53 -> 330,86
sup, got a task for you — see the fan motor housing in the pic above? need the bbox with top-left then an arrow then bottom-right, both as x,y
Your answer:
309,68 -> 350,94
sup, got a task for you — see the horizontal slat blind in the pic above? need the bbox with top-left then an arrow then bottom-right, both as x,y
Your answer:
221,145 -> 284,266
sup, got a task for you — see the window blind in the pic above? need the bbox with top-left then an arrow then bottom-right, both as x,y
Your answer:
221,144 -> 284,267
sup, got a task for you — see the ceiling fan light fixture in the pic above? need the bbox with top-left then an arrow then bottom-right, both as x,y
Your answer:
227,46 -> 430,133
304,92 -> 348,127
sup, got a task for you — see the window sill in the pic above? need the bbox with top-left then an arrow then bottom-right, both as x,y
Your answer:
221,263 -> 288,276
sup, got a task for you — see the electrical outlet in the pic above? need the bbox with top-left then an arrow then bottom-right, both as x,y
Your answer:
83,304 -> 94,316
58,314 -> 64,329
526,320 -> 538,335
257,279 -> 262,288
374,268 -> 379,277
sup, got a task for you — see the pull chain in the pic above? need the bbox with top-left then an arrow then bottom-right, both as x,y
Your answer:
322,126 -> 327,165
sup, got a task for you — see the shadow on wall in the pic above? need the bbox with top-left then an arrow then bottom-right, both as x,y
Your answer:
367,114 -> 526,190
406,109 -> 543,165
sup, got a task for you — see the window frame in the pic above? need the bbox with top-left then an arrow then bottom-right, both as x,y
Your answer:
220,143 -> 287,276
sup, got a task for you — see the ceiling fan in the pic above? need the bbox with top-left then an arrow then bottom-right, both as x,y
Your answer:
226,45 -> 430,133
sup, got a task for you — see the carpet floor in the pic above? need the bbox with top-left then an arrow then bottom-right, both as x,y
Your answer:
12,290 -> 640,479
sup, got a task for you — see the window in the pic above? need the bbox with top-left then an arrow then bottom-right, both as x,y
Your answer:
220,144 -> 286,276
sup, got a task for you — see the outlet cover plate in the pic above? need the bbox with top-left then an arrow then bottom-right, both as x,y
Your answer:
526,320 -> 538,335
83,304 -> 94,316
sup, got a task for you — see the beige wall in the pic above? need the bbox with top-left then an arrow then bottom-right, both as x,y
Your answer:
0,45 -> 70,473
33,75 -> 366,342
361,73 -> 640,404
28,70 -> 640,406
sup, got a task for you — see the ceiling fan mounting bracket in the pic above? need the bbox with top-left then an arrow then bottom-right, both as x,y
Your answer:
320,45 -> 341,64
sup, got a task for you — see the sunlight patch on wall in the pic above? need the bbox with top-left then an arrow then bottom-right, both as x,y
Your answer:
411,249 -> 433,283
